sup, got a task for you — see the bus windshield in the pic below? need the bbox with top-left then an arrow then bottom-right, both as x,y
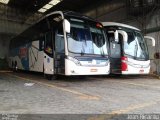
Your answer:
123,30 -> 149,60
67,18 -> 108,55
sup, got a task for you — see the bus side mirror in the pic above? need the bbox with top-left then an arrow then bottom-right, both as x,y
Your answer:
144,36 -> 155,47
108,30 -> 119,42
117,30 -> 128,42
63,19 -> 70,33
114,30 -> 119,42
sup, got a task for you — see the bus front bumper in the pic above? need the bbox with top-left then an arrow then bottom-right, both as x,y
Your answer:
122,65 -> 150,75
65,59 -> 110,75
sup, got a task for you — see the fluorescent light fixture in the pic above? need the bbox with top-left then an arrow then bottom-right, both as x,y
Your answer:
49,0 -> 61,5
43,4 -> 53,9
0,0 -> 10,4
38,0 -> 62,13
38,8 -> 47,13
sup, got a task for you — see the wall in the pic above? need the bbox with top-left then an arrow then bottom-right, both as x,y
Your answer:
0,35 -> 10,59
0,34 -> 11,69
145,10 -> 160,74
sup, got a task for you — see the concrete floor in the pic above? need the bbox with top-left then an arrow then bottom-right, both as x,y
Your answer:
0,71 -> 160,119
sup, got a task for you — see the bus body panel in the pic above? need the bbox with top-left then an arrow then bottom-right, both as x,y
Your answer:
9,44 -> 30,71
29,41 -> 44,72
65,59 -> 110,75
9,40 -> 45,72
9,56 -> 24,70
122,58 -> 150,74
43,53 -> 54,74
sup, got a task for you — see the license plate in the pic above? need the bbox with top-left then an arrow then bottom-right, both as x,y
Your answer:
139,70 -> 144,73
90,69 -> 97,72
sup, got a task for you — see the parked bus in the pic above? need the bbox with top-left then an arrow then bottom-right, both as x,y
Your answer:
8,11 -> 110,79
102,22 -> 155,75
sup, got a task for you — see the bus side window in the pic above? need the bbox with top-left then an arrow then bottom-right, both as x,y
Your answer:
44,32 -> 53,56
107,33 -> 115,42
55,24 -> 65,53
39,39 -> 44,51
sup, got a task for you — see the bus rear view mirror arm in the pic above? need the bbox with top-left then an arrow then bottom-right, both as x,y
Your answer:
108,30 -> 119,42
117,30 -> 128,42
144,36 -> 155,47
114,30 -> 119,42
63,19 -> 70,33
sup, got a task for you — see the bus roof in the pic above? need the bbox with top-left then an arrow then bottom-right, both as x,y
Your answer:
38,11 -> 97,24
17,11 -> 98,37
102,22 -> 140,31
10,11 -> 100,49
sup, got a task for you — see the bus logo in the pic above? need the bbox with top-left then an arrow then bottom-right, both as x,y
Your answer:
19,47 -> 28,58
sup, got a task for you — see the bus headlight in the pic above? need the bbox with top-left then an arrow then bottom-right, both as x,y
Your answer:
67,56 -> 81,66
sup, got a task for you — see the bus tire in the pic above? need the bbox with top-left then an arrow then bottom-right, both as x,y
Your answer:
12,61 -> 14,71
45,74 -> 57,80
14,61 -> 18,72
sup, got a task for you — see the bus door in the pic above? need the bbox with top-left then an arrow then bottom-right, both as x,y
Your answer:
108,32 -> 122,74
54,24 -> 65,74
44,31 -> 54,75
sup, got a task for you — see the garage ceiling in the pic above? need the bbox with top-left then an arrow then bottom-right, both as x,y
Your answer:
0,0 -> 107,25
0,0 -> 110,37
7,0 -> 105,14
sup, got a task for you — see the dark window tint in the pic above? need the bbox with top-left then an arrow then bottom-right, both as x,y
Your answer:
44,32 -> 53,56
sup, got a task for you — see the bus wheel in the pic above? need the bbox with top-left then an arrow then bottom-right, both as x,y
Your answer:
52,75 -> 57,80
12,61 -> 14,71
45,74 -> 57,80
14,61 -> 18,72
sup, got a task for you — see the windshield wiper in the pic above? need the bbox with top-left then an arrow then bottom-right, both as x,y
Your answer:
81,42 -> 85,56
100,47 -> 105,57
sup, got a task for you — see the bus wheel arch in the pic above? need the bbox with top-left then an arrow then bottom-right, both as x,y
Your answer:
12,61 -> 14,68
14,61 -> 18,71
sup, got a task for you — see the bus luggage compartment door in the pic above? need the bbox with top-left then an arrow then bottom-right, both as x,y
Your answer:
43,52 -> 54,75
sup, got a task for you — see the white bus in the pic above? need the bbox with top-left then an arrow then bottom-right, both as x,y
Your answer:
8,11 -> 110,79
102,22 -> 155,75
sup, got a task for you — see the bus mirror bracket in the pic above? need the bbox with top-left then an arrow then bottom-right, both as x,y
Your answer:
108,30 -> 119,42
114,30 -> 119,42
144,36 -> 155,47
63,19 -> 70,33
117,30 -> 128,42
